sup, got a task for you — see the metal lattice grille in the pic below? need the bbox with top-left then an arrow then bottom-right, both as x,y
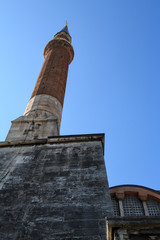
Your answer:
147,198 -> 160,216
111,197 -> 120,216
123,195 -> 145,216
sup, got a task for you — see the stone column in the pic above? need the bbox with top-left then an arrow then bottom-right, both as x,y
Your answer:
6,25 -> 74,142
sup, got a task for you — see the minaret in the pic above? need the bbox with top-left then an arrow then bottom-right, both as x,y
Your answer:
6,24 -> 74,141
2,24 -> 113,239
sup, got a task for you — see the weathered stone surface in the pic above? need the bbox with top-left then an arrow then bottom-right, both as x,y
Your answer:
6,110 -> 59,142
24,94 -> 62,122
0,138 -> 113,239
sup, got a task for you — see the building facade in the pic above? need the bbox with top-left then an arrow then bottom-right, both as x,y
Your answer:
107,185 -> 160,239
0,25 -> 160,239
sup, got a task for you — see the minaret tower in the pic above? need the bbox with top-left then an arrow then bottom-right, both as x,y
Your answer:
6,24 -> 74,141
1,24 -> 113,239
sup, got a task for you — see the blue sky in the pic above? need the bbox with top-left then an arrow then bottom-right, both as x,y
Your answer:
0,1 -> 160,189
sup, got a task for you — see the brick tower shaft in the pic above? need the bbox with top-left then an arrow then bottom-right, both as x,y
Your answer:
6,24 -> 74,142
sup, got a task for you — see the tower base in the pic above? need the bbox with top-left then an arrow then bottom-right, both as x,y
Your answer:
6,110 -> 59,142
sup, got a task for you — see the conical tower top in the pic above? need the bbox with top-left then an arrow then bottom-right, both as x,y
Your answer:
54,23 -> 71,42
60,22 -> 70,35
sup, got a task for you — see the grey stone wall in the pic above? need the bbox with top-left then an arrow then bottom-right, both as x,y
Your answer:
0,138 -> 113,239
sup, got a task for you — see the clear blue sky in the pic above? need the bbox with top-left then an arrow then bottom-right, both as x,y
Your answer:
0,1 -> 160,190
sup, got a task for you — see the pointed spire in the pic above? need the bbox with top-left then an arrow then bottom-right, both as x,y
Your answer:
61,22 -> 70,35
55,23 -> 71,37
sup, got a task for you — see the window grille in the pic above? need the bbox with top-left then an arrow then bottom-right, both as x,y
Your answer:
123,195 -> 144,216
111,197 -> 120,216
147,198 -> 160,216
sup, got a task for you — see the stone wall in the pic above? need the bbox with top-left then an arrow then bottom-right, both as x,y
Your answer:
0,135 -> 113,239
